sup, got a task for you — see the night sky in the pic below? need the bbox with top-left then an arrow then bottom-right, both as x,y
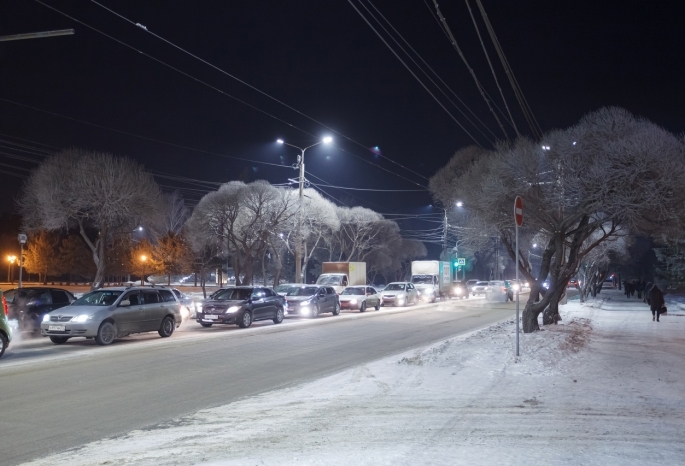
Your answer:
2,1 -> 684,251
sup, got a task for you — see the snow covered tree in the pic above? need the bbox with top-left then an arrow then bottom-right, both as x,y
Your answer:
18,149 -> 162,289
431,107 -> 685,332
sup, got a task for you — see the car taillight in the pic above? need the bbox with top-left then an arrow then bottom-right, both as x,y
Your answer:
502,287 -> 507,292
2,295 -> 8,316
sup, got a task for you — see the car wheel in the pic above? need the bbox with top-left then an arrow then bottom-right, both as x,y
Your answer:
0,332 -> 7,358
95,321 -> 116,346
200,322 -> 213,328
332,302 -> 341,316
311,304 -> 320,318
238,311 -> 252,328
158,316 -> 175,338
49,336 -> 69,344
375,300 -> 380,310
273,307 -> 284,324
360,302 -> 367,313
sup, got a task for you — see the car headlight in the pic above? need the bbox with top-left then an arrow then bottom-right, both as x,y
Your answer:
226,306 -> 242,314
73,314 -> 91,323
42,314 -> 50,322
350,299 -> 357,305
194,303 -> 203,312
512,285 -> 520,291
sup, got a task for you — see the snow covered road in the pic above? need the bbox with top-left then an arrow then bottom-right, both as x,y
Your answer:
19,289 -> 685,465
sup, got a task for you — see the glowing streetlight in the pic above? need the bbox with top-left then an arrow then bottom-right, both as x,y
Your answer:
276,136 -> 334,283
6,255 -> 17,283
456,201 -> 464,207
140,255 -> 147,286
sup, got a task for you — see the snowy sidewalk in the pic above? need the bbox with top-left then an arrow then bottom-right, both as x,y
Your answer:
24,290 -> 685,466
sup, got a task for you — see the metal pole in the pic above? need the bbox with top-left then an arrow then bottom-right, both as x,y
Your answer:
7,262 -> 10,283
295,148 -> 305,284
19,244 -> 24,288
515,224 -> 520,356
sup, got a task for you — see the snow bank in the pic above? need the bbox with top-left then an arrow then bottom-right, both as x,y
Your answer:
23,290 -> 685,466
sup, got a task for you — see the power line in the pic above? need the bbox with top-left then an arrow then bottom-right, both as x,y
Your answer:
430,0 -> 509,140
364,0 -> 498,145
33,0 -> 431,189
464,0 -> 519,137
474,0 -> 543,139
346,0 -> 486,148
306,181 -> 426,192
86,0 -> 432,182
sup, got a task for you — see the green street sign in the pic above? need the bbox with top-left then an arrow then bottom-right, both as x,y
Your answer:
457,258 -> 466,266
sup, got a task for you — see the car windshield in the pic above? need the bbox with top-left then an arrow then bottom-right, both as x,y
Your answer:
385,284 -> 405,291
316,275 -> 342,286
286,287 -> 318,296
73,290 -> 123,306
488,281 -> 504,286
411,275 -> 433,284
476,281 -> 489,286
214,288 -> 252,301
274,284 -> 295,293
341,287 -> 364,295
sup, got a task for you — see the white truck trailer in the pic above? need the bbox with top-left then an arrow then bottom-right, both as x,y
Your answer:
316,262 -> 366,294
410,260 -> 451,302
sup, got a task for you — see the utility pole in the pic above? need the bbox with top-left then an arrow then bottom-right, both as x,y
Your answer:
277,137 -> 332,283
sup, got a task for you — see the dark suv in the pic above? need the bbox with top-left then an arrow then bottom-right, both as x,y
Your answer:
284,285 -> 341,318
4,287 -> 76,332
196,286 -> 285,329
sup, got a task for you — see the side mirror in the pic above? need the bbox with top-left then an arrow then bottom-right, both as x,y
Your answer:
119,300 -> 131,307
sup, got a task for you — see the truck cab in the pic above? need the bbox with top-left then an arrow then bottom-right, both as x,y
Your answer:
315,273 -> 349,294
411,274 -> 439,303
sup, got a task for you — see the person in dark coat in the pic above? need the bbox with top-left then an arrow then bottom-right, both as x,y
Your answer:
637,280 -> 645,300
624,280 -> 630,297
649,284 -> 665,322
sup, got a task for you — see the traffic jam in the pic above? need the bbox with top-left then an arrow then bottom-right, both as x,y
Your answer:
0,260 -> 523,358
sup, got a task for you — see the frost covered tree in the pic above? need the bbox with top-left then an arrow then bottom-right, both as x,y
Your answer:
18,149 -> 162,290
431,107 -> 685,332
186,181 -> 298,285
23,231 -> 59,284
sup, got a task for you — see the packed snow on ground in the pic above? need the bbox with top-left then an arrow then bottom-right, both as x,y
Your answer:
23,290 -> 685,466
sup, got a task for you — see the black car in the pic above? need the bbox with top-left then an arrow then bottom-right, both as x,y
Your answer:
449,281 -> 470,299
3,287 -> 76,331
284,285 -> 340,318
196,286 -> 285,329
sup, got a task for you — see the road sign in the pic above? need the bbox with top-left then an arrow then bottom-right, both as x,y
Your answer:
514,196 -> 523,227
18,233 -> 27,244
457,258 -> 466,266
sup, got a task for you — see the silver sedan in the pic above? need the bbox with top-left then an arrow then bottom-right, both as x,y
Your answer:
40,287 -> 182,346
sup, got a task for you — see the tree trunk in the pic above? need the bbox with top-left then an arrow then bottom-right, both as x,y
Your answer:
201,266 -> 206,298
262,248 -> 267,286
168,272 -> 171,286
522,301 -> 540,332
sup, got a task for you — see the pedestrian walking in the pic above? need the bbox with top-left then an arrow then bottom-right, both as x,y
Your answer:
630,280 -> 636,297
637,280 -> 645,300
624,279 -> 630,297
649,284 -> 665,322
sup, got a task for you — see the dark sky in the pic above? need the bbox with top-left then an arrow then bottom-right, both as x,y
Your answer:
2,1 -> 684,250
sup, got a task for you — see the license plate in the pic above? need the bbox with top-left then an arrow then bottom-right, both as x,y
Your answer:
48,325 -> 65,331
204,315 -> 218,320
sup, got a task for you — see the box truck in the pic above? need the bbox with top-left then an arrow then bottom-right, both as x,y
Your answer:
410,260 -> 451,302
316,262 -> 366,293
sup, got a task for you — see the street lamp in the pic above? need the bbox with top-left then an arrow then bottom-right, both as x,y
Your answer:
140,255 -> 147,286
276,136 -> 333,283
456,201 -> 464,207
6,255 -> 17,283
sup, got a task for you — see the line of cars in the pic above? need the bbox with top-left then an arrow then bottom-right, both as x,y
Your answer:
0,279 -> 464,357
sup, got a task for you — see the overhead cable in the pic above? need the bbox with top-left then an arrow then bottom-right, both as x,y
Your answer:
464,0 -> 519,137
346,0 -> 486,148
430,0 -> 509,140
86,0 -> 431,182
34,1 -> 429,189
